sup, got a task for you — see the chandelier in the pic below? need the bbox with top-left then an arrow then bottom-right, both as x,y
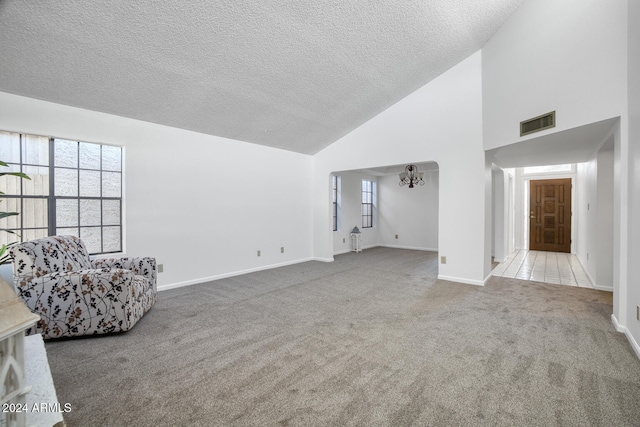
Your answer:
399,164 -> 424,188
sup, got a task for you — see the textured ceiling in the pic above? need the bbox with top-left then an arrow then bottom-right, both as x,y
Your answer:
0,1 -> 524,154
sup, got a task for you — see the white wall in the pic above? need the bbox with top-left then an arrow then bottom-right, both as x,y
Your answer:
378,170 -> 438,251
491,166 -> 515,263
483,0 -> 628,319
0,92 -> 313,290
332,171 -> 379,254
596,146 -> 614,289
313,51 -> 488,285
575,159 -> 598,281
626,0 -> 640,355
486,0 -> 628,259
482,0 -> 628,151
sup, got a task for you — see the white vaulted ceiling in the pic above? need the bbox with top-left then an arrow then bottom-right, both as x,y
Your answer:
0,1 -> 524,154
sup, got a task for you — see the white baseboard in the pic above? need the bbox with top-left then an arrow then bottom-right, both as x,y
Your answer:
575,255 -> 598,288
594,285 -> 614,292
333,249 -> 351,256
611,313 -> 624,332
611,314 -> 640,360
379,244 -> 438,252
626,331 -> 640,360
437,274 -> 485,287
334,244 -> 437,256
311,257 -> 335,263
332,244 -> 377,257
158,257 -> 317,292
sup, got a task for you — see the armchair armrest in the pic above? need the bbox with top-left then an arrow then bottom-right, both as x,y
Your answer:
14,268 -> 136,338
91,257 -> 157,291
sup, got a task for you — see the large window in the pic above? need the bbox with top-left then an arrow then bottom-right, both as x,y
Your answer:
0,131 -> 123,255
332,175 -> 340,231
361,179 -> 375,228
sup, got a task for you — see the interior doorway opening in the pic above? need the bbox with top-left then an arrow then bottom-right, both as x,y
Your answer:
329,161 -> 440,274
488,118 -> 619,292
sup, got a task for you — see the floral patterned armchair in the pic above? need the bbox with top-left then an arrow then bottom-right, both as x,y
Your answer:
10,235 -> 156,339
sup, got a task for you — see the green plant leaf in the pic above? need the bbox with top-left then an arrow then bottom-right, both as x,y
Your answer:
0,244 -> 7,264
0,212 -> 19,220
0,172 -> 31,180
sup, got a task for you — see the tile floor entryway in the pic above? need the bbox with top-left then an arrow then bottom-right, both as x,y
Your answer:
491,249 -> 593,288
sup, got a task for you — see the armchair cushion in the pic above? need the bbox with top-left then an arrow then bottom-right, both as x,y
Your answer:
12,235 -> 93,277
11,235 -> 157,339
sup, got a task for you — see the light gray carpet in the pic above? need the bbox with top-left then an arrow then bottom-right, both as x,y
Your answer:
44,247 -> 640,426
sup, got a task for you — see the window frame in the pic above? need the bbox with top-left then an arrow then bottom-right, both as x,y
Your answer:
332,175 -> 339,231
361,179 -> 375,229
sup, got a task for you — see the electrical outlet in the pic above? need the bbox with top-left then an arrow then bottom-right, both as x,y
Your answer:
281,247 -> 284,254
158,264 -> 164,273
441,256 -> 447,264
395,234 -> 398,239
343,237 -> 345,243
257,250 -> 261,257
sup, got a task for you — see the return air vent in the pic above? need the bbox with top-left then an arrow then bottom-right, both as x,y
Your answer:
520,111 -> 556,136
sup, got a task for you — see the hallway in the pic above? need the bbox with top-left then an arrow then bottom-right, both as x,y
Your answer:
491,249 -> 593,288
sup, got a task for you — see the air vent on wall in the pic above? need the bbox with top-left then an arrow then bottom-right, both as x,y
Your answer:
520,111 -> 556,136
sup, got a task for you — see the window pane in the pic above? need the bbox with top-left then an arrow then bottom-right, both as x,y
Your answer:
56,227 -> 79,238
81,227 -> 101,254
102,145 -> 121,171
79,142 -> 101,169
22,166 -> 50,196
79,170 -> 101,197
54,139 -> 78,167
80,199 -> 101,226
0,198 -> 20,229
103,226 -> 121,252
0,229 -> 19,247
56,199 -> 78,227
102,200 -> 120,225
1,163 -> 23,195
102,172 -> 121,197
22,134 -> 49,166
22,228 -> 48,242
22,198 -> 48,228
54,168 -> 78,196
0,131 -> 20,163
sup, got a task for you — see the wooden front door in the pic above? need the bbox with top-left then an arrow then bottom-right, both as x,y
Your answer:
529,178 -> 572,253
